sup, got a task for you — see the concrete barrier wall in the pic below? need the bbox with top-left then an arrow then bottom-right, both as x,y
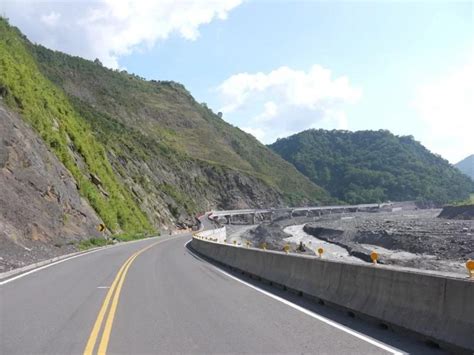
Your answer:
191,237 -> 474,352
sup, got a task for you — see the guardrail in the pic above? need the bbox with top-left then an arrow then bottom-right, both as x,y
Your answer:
190,230 -> 474,353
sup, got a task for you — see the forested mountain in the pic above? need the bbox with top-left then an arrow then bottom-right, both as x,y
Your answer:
270,129 -> 474,204
455,155 -> 474,181
0,18 -> 330,243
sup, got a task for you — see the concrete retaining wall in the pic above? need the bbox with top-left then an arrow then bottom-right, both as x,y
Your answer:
191,237 -> 474,352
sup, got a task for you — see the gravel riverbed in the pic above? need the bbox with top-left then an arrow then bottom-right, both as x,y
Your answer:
241,208 -> 473,275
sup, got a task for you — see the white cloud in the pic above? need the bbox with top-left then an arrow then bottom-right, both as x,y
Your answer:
241,127 -> 266,142
413,57 -> 474,163
40,11 -> 61,27
2,0 -> 242,68
217,65 -> 362,143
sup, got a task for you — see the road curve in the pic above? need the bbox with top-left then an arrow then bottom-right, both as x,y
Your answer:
1,233 -> 442,354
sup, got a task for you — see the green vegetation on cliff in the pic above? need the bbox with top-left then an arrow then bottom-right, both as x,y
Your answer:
0,18 -> 152,235
0,18 -> 331,234
29,43 -> 329,208
270,129 -> 474,204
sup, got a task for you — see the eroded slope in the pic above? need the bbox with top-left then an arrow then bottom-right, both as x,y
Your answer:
0,104 -> 102,271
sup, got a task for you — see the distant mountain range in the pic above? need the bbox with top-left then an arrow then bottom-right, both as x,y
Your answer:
455,155 -> 474,181
269,129 -> 474,205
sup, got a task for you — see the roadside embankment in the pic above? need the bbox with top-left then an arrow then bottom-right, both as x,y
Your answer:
191,233 -> 474,353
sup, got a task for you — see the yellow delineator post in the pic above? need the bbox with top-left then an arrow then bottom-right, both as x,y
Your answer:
233,240 -> 237,245
261,242 -> 267,250
371,251 -> 378,264
245,240 -> 251,248
317,247 -> 324,258
466,259 -> 474,279
283,244 -> 290,254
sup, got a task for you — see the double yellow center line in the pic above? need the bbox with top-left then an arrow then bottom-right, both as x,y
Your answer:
83,240 -> 161,355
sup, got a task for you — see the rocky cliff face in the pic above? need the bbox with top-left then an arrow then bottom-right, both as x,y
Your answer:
107,152 -> 285,231
0,103 -> 102,271
27,38 -> 331,228
0,18 -> 332,269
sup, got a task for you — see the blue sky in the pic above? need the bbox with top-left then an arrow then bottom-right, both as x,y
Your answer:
3,0 -> 473,163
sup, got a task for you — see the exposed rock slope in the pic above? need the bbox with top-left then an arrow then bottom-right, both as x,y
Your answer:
0,18 -> 332,270
31,47 -> 331,221
0,103 -> 102,271
0,18 -> 331,237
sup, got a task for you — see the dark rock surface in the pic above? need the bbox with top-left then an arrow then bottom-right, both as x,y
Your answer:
0,103 -> 102,271
302,225 -> 374,262
242,213 -> 329,254
244,224 -> 291,251
303,209 -> 473,272
438,204 -> 474,220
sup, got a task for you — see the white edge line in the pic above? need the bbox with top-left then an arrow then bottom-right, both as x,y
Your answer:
0,247 -> 106,286
184,239 -> 404,355
0,235 -> 172,286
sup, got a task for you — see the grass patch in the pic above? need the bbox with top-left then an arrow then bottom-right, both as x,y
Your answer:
77,238 -> 112,251
78,231 -> 158,251
114,231 -> 158,242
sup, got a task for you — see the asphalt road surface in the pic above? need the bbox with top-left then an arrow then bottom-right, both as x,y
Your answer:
1,231 -> 443,354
